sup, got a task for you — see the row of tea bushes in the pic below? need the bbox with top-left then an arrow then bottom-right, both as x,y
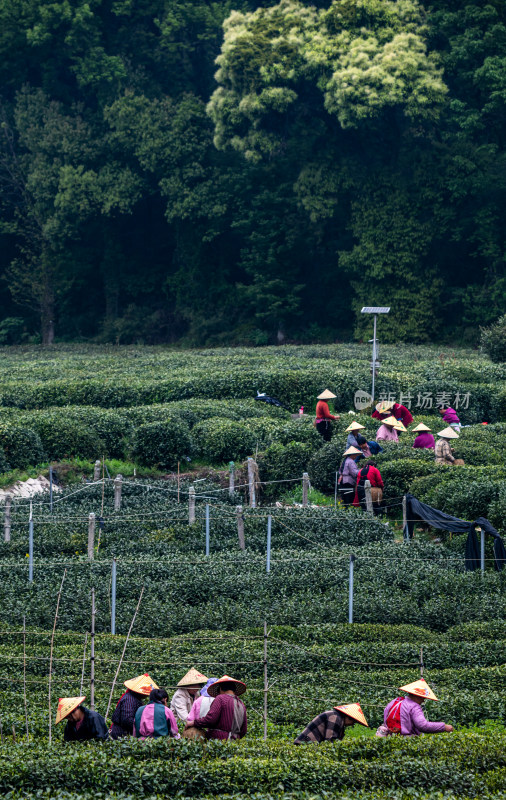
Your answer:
0,621 -> 503,737
0,541 -> 502,635
0,342 -> 504,421
0,729 -> 503,796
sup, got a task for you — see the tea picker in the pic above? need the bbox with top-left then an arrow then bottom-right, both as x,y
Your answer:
294,703 -> 369,744
376,679 -> 454,737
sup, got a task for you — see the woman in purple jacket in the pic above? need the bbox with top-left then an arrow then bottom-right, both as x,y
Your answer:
439,406 -> 461,433
412,423 -> 435,450
338,446 -> 361,507
376,679 -> 453,737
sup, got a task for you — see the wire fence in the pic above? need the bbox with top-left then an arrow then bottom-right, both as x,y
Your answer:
0,618 -> 436,743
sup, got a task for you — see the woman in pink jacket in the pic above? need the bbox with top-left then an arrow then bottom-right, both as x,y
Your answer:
376,679 -> 453,737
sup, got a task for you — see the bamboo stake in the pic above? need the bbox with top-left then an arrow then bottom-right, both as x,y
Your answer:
91,589 -> 96,710
80,632 -> 88,696
100,455 -> 105,517
105,586 -> 145,722
23,615 -> 29,740
48,569 -> 67,745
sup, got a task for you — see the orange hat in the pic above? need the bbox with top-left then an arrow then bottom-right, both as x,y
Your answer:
55,696 -> 86,725
124,673 -> 159,695
207,674 -> 247,697
334,703 -> 369,727
399,678 -> 438,701
177,668 -> 208,687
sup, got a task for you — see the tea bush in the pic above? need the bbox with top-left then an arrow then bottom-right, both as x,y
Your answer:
0,424 -> 45,469
192,418 -> 256,463
481,313 -> 506,363
130,420 -> 192,468
257,442 -> 314,497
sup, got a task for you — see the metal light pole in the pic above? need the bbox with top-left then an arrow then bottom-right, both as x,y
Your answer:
361,307 -> 390,403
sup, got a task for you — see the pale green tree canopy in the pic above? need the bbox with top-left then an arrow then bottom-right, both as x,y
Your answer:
207,0 -> 448,159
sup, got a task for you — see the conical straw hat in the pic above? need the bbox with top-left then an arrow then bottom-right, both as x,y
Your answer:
55,696 -> 86,725
124,673 -> 159,695
177,668 -> 208,687
394,420 -> 407,433
381,416 -> 398,427
207,674 -> 247,697
345,421 -> 366,432
334,703 -> 369,727
437,426 -> 459,439
343,446 -> 361,456
399,678 -> 438,701
317,389 -> 337,400
412,423 -> 431,432
375,401 -> 394,414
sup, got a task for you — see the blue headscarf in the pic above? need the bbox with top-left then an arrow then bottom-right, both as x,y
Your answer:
200,678 -> 218,697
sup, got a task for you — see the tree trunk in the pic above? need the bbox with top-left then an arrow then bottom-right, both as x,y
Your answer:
41,278 -> 55,346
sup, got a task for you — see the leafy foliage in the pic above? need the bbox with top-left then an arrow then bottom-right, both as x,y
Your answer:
0,424 -> 45,469
481,314 -> 506,363
131,419 -> 192,469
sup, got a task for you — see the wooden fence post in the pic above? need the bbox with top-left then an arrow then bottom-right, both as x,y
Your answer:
88,513 -> 95,560
114,474 -> 123,511
364,480 -> 373,513
236,505 -> 245,550
302,473 -> 309,507
4,494 -> 11,543
189,486 -> 196,524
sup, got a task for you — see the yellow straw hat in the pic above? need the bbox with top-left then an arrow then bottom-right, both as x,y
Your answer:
334,703 -> 369,727
394,420 -> 407,433
381,416 -> 398,427
375,401 -> 394,414
124,674 -> 159,696
437,427 -> 459,439
177,668 -> 208,687
399,678 -> 438,701
317,389 -> 337,400
207,674 -> 247,697
412,423 -> 431,432
345,421 -> 366,432
343,446 -> 361,457
55,696 -> 86,725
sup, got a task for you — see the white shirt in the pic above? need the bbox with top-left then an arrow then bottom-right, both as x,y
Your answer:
170,688 -> 198,722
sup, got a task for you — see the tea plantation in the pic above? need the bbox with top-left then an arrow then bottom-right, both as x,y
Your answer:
0,344 -> 504,799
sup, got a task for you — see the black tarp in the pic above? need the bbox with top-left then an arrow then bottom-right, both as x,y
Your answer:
403,493 -> 506,571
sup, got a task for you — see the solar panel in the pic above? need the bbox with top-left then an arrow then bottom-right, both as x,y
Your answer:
361,307 -> 390,314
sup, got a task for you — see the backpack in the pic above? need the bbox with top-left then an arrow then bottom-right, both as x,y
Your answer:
385,697 -> 403,732
357,466 -> 370,487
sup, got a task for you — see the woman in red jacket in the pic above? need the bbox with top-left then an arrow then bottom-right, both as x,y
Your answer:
315,389 -> 340,441
353,461 -> 384,515
372,401 -> 413,427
